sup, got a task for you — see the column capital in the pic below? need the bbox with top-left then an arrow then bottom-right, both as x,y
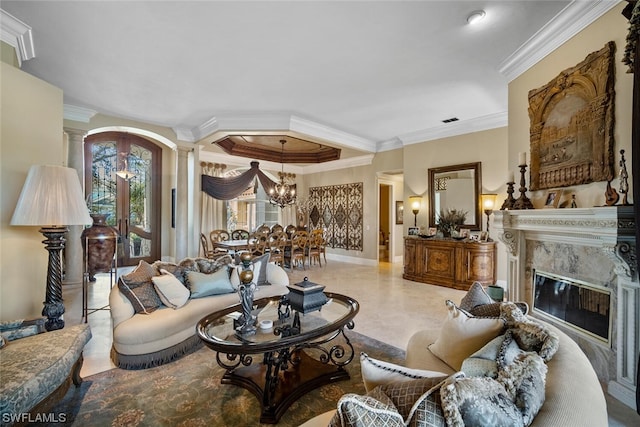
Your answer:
63,127 -> 88,139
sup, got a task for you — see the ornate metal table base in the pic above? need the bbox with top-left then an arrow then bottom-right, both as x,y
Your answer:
216,327 -> 354,424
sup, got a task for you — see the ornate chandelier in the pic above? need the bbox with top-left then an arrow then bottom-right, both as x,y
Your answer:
268,140 -> 296,208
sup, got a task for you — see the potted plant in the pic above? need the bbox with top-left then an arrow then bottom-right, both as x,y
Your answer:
436,208 -> 467,237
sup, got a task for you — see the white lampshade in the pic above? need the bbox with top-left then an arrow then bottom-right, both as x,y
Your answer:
11,165 -> 92,226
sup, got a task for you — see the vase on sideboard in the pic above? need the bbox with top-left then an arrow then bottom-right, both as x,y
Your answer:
81,214 -> 118,281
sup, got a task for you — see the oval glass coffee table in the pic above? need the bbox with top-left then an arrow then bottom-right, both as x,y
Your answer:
197,292 -> 359,424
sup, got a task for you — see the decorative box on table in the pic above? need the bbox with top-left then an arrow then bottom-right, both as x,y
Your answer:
286,277 -> 328,314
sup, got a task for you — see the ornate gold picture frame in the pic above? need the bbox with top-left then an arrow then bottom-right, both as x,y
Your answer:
528,42 -> 616,191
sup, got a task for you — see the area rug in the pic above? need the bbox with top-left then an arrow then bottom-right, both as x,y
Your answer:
44,332 -> 405,426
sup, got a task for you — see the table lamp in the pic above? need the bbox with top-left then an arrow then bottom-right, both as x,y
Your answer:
408,196 -> 421,227
11,165 -> 92,331
481,193 -> 497,237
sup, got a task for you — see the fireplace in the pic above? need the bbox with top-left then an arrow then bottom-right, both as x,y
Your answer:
533,270 -> 611,344
494,206 -> 638,411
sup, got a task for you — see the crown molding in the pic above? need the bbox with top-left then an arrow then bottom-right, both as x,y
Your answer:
498,0 -> 621,82
198,149 -> 374,175
0,9 -> 35,67
289,115 -> 377,152
377,136 -> 404,153
64,104 -> 97,123
301,154 -> 375,174
173,112 -> 377,153
198,149 -> 305,174
398,111 -> 508,146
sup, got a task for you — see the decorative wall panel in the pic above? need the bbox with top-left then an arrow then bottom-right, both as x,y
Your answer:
309,183 -> 363,251
528,42 -> 616,190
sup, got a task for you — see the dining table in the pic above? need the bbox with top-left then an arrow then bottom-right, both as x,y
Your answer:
211,239 -> 250,253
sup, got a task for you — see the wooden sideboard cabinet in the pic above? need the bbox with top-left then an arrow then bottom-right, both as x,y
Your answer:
403,237 -> 496,290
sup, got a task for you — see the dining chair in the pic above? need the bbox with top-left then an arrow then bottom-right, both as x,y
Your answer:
286,231 -> 308,270
256,224 -> 271,235
247,232 -> 269,258
285,224 -> 297,238
312,229 -> 328,264
210,229 -> 231,254
307,231 -> 323,268
267,231 -> 288,267
200,233 -> 215,259
231,229 -> 250,240
270,223 -> 284,233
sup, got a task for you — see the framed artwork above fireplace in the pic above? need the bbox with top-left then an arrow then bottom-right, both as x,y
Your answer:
527,42 -> 616,191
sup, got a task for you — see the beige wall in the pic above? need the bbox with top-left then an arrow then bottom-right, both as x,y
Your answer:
299,148 -> 404,264
508,3 -> 633,208
1,62 -> 64,320
403,127 -> 509,230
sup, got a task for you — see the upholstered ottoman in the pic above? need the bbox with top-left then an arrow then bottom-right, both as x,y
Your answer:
0,323 -> 92,425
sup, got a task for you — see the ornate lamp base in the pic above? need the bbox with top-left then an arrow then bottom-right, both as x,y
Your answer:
40,226 -> 68,331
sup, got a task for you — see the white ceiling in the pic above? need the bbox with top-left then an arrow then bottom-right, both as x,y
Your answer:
1,1 -> 620,159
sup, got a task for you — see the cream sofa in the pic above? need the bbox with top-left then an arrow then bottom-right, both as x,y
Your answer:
302,311 -> 608,427
403,319 -> 608,426
109,260 -> 289,369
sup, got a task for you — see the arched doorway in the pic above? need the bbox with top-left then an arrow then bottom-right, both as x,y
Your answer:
84,132 -> 162,266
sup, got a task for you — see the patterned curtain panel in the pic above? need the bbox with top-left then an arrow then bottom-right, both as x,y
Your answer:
308,183 -> 363,251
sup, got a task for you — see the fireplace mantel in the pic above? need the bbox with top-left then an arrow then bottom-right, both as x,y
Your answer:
494,206 -> 638,410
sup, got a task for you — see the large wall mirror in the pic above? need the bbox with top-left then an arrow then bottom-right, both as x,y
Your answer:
428,162 -> 482,231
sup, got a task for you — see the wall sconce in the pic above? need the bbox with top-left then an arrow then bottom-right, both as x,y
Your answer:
408,196 -> 421,227
481,193 -> 497,237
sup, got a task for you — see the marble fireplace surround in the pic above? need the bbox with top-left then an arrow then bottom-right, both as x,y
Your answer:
494,206 -> 638,410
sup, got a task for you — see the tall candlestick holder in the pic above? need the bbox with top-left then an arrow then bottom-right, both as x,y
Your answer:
500,182 -> 516,210
512,164 -> 534,210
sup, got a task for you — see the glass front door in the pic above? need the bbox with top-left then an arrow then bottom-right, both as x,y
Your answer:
85,132 -> 161,267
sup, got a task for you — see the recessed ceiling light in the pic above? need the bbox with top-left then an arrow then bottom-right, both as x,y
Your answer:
467,10 -> 486,25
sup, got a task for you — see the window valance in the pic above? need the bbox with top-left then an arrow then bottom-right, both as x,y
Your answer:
201,161 -> 295,200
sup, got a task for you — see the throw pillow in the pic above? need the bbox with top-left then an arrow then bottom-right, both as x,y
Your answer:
250,252 -> 271,286
378,376 -> 448,425
187,267 -> 235,298
152,269 -> 190,309
121,260 -> 157,285
117,278 -> 163,314
497,352 -> 547,426
459,282 -> 495,312
360,352 -> 448,392
428,300 -> 505,371
330,388 -> 405,427
469,301 -> 529,317
0,335 -> 5,349
501,303 -> 560,362
440,372 -> 525,427
195,254 -> 234,274
461,332 -> 524,378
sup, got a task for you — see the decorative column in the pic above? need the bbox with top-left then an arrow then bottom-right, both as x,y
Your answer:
63,127 -> 87,286
175,146 -> 191,260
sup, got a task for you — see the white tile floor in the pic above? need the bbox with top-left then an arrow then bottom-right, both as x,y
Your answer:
62,260 -> 639,425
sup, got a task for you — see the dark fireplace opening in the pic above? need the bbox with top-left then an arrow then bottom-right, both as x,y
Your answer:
533,270 -> 611,342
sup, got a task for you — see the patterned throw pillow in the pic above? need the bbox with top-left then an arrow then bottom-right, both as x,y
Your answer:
121,260 -> 157,285
440,373 -> 525,427
152,269 -> 190,309
378,377 -> 448,426
360,353 -> 448,392
118,278 -> 163,314
330,388 -> 405,427
428,300 -> 505,371
459,282 -> 495,311
195,254 -> 234,274
498,352 -> 548,426
469,301 -> 529,317
501,303 -> 560,362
